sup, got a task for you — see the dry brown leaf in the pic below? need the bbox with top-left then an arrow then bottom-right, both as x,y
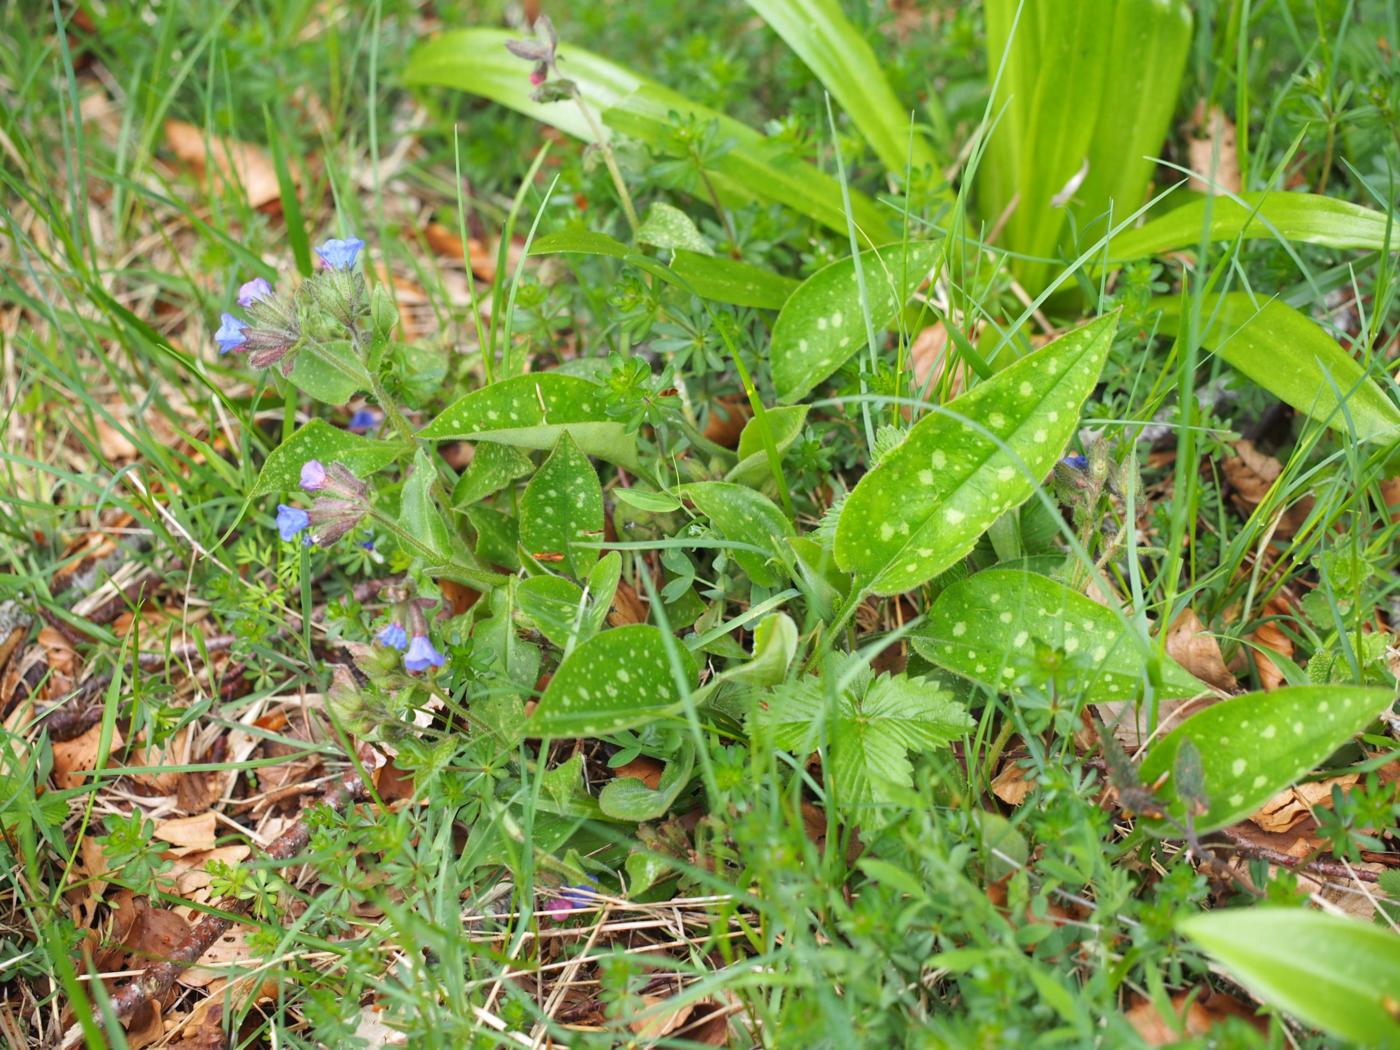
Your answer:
704,396 -> 751,448
1249,599 -> 1294,691
423,222 -> 497,282
1222,440 -> 1279,504
1249,773 -> 1358,834
164,119 -> 281,208
1382,476 -> 1400,524
116,897 -> 191,966
1165,609 -> 1237,692
1187,103 -> 1241,195
95,417 -> 139,461
153,812 -> 217,850
609,579 -> 649,627
909,323 -> 969,400
631,994 -> 695,1039
1126,988 -> 1261,1045
124,999 -> 165,1050
614,755 -> 665,790
52,722 -> 124,790
991,757 -> 1034,806
181,927 -> 253,989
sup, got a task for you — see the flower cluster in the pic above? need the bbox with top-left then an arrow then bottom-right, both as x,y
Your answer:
275,458 -> 370,548
505,16 -> 573,103
215,235 -> 368,372
375,596 -> 444,674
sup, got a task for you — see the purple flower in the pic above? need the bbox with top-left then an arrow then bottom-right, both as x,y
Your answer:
348,409 -> 380,434
377,623 -> 409,651
237,277 -> 273,307
300,459 -> 328,491
215,313 -> 248,354
1061,454 -> 1089,470
275,504 -> 310,542
403,633 -> 445,673
315,237 -> 365,270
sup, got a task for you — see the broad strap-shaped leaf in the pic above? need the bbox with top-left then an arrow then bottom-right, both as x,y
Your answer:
419,373 -> 638,468
745,0 -> 940,178
676,481 -> 793,588
406,29 -> 890,237
531,625 -> 699,737
726,405 -> 808,487
835,313 -> 1116,595
913,569 -> 1207,701
1139,685 -> 1394,834
1178,909 -> 1400,1045
251,419 -> 408,497
771,240 -> 941,403
519,432 -> 603,578
1108,192 -> 1396,262
1156,294 -> 1400,446
529,229 -> 629,258
451,441 -> 534,508
670,251 -> 798,310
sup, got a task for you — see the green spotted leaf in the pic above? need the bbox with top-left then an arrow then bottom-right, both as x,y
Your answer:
287,340 -> 369,405
519,432 -> 603,579
726,405 -> 809,487
835,313 -> 1116,595
676,481 -> 793,588
517,552 -> 620,650
399,449 -> 454,562
1139,685 -> 1394,835
419,373 -> 637,468
531,625 -> 699,737
251,420 -> 409,497
913,569 -> 1207,700
772,240 -> 941,403
670,250 -> 798,309
451,441 -> 534,508
598,742 -> 696,821
637,201 -> 712,255
1177,909 -> 1400,1046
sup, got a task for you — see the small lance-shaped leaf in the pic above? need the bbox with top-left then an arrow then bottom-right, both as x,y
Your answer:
1138,685 -> 1394,834
287,340 -> 369,406
451,441 -> 534,508
913,569 -> 1207,700
700,612 -> 800,723
637,201 -> 712,255
419,373 -> 638,469
529,229 -> 629,258
399,449 -> 454,563
517,552 -> 620,650
599,742 -> 696,821
726,405 -> 809,487
676,481 -> 793,588
772,240 -> 941,403
531,625 -> 699,737
251,420 -> 408,497
670,250 -> 798,310
1156,294 -> 1400,446
519,432 -> 603,579
1178,909 -> 1400,1045
1107,191 -> 1396,262
836,313 -> 1116,595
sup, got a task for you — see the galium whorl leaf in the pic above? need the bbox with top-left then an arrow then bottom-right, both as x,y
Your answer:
913,569 -> 1207,701
531,624 -> 699,737
1138,685 -> 1395,835
835,313 -> 1116,595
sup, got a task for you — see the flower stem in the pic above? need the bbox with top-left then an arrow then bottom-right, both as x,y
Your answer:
569,86 -> 640,237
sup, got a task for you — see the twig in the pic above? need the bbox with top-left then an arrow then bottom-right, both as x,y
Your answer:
60,752 -> 378,1049
1217,826 -> 1380,884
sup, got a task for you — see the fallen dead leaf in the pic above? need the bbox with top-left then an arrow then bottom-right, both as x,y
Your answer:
631,993 -> 695,1039
991,757 -> 1034,806
1166,609 -> 1237,692
153,812 -> 217,850
704,396 -> 751,448
908,322 -> 969,400
1187,103 -> 1241,195
609,579 -> 649,627
52,722 -> 124,790
614,755 -> 665,790
181,927 -> 253,989
423,222 -> 497,282
1126,987 -> 1262,1045
1249,773 -> 1359,834
1248,597 -> 1294,691
1222,440 -> 1313,537
163,119 -> 281,209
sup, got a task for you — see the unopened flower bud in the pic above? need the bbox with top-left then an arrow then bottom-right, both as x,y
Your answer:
326,663 -> 372,736
306,497 -> 367,546
300,459 -> 369,500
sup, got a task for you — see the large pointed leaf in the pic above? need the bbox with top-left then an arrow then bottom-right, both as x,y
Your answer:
419,373 -> 638,468
669,250 -> 798,310
1178,909 -> 1400,1045
1156,294 -> 1400,446
1108,192 -> 1395,261
251,420 -> 409,497
1139,685 -> 1394,834
835,314 -> 1115,595
531,625 -> 699,737
913,569 -> 1207,700
727,405 -> 809,486
519,432 -> 603,579
405,29 -> 889,237
745,0 -> 939,177
771,240 -> 940,403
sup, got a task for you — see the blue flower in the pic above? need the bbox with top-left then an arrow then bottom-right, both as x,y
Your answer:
315,237 -> 365,270
403,633 -> 445,673
237,277 -> 273,307
1061,454 -> 1089,470
377,623 -> 409,651
300,459 -> 327,491
215,313 -> 248,354
275,504 -> 310,542
348,409 -> 380,434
